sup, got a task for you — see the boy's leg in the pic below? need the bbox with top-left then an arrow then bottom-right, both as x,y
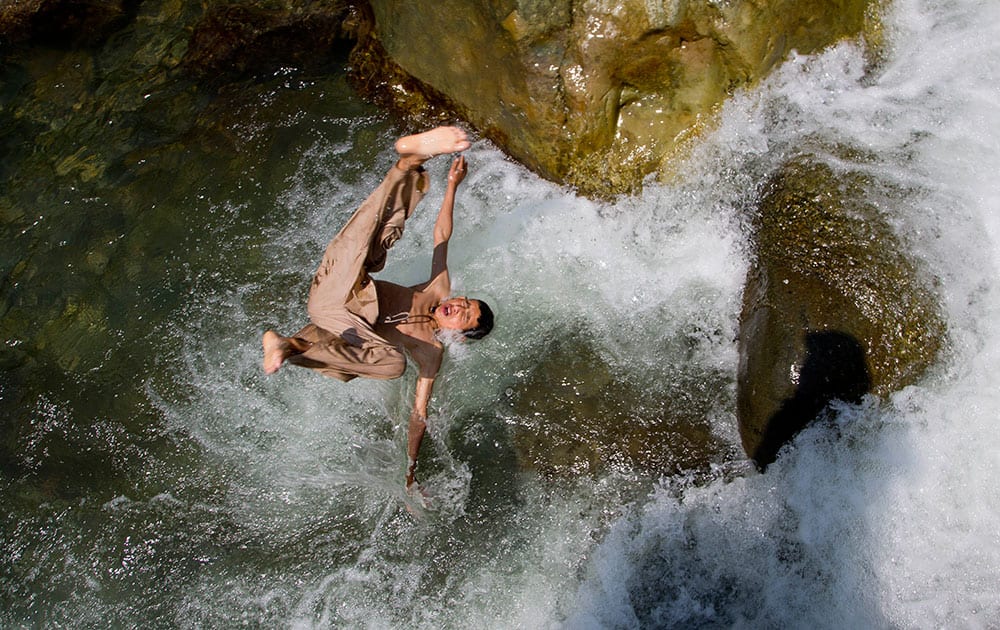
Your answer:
284,323 -> 406,382
263,316 -> 406,380
364,165 -> 429,274
307,165 -> 427,329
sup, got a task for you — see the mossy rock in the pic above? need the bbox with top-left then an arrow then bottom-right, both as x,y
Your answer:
363,0 -> 880,195
737,155 -> 945,468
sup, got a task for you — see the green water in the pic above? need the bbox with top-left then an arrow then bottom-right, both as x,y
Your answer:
1,4 -> 743,625
0,9 -> 400,621
3,1 -> 992,626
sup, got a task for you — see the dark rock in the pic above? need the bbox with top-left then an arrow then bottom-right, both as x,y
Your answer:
737,156 -> 945,468
182,1 -> 357,80
0,0 -> 137,49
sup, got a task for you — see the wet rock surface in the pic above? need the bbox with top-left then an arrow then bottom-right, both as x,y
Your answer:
361,0 -> 878,195
737,156 -> 946,468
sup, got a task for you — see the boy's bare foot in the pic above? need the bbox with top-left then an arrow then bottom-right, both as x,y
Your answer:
395,126 -> 470,158
262,330 -> 288,374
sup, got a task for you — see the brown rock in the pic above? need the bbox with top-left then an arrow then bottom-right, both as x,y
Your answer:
361,0 -> 879,195
737,156 -> 945,468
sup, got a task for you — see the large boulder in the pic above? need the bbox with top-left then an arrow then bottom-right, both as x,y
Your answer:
359,0 -> 878,195
737,155 -> 945,468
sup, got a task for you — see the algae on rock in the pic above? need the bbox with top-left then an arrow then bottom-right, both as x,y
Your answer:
362,0 -> 880,195
737,156 -> 945,467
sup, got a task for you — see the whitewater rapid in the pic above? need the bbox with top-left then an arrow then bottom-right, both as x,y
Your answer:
563,0 -> 1000,626
144,0 -> 1000,626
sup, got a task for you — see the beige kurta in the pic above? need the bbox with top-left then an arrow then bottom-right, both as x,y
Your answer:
287,164 -> 428,382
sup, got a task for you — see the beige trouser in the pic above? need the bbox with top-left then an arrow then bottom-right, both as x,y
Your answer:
287,164 -> 428,382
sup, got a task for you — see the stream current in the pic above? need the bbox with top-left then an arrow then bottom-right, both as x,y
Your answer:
2,0 -> 999,627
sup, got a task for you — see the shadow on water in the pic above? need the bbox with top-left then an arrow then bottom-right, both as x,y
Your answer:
753,330 -> 871,469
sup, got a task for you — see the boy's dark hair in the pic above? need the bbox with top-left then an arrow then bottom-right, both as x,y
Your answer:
463,300 -> 494,340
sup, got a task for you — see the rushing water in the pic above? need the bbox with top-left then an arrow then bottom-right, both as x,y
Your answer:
3,0 -> 1000,627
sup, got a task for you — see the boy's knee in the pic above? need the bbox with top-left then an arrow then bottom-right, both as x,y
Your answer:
382,352 -> 407,380
363,346 -> 406,380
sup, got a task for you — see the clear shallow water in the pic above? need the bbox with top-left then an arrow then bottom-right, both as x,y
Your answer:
3,0 -> 1000,627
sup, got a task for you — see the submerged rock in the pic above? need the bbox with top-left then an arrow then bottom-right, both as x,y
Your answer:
506,331 -> 736,478
737,156 -> 945,468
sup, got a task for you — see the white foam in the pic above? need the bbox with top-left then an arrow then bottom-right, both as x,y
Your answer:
156,0 -> 1000,624
566,0 -> 1000,626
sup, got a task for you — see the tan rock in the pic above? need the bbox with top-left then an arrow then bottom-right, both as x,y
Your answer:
737,155 -> 945,468
364,0 -> 878,195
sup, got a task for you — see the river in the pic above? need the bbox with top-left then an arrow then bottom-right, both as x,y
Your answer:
2,0 -> 999,627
